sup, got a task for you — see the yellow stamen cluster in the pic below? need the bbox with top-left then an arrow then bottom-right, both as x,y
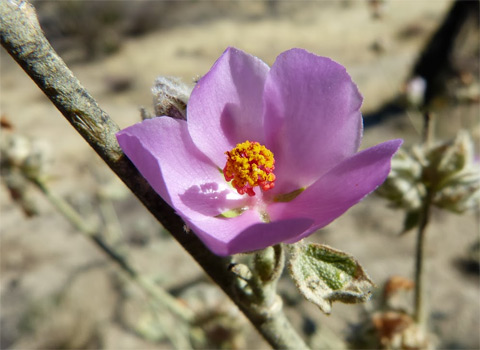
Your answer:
223,141 -> 276,196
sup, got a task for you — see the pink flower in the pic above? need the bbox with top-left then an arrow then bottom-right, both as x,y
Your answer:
116,47 -> 402,256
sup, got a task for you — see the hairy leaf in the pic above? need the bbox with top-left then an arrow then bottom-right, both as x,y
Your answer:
288,243 -> 374,314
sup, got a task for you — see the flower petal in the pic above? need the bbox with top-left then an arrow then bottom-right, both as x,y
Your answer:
116,117 -> 246,218
268,139 -> 403,242
183,211 -> 313,256
187,47 -> 270,167
263,49 -> 363,193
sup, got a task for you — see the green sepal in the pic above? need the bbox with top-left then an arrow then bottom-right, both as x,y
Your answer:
288,242 -> 375,314
215,207 -> 246,218
274,188 -> 305,202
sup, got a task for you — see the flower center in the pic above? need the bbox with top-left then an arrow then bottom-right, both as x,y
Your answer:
223,141 -> 276,197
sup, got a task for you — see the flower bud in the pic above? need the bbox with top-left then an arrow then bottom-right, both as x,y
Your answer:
22,139 -> 51,179
151,76 -> 192,120
0,133 -> 51,180
377,149 -> 425,210
2,134 -> 31,167
378,130 -> 479,214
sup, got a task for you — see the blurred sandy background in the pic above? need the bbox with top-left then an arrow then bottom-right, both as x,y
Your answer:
1,1 -> 479,349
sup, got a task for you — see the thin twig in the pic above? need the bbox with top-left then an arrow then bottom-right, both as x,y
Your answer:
33,174 -> 193,349
0,1 -> 309,348
422,111 -> 434,148
30,176 -> 195,323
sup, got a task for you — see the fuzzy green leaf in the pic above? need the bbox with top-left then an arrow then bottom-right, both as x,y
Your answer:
288,243 -> 374,314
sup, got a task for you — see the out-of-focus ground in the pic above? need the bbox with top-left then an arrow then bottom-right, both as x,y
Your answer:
1,1 -> 479,349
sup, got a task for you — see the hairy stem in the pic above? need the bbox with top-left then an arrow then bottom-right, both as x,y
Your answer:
413,189 -> 432,328
0,1 -> 308,348
252,245 -> 285,306
413,108 -> 436,328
